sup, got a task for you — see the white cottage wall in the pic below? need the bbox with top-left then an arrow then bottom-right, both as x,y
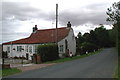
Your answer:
58,28 -> 76,58
3,44 -> 36,60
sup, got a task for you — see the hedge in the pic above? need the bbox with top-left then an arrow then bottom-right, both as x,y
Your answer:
37,44 -> 59,62
81,42 -> 99,54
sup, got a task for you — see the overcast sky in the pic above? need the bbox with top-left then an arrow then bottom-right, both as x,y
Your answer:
1,0 -> 119,44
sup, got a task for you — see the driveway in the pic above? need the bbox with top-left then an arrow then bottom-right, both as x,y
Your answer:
3,48 -> 118,78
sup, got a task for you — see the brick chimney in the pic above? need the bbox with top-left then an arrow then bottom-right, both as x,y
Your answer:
33,25 -> 38,33
67,21 -> 71,27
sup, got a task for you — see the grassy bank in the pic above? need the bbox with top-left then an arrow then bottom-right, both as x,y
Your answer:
117,56 -> 120,80
113,54 -> 119,79
2,68 -> 21,77
44,49 -> 102,64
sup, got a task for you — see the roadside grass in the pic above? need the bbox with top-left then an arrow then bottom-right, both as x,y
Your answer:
113,53 -> 119,79
113,65 -> 118,78
43,49 -> 102,64
118,56 -> 120,79
1,68 -> 21,77
113,56 -> 119,79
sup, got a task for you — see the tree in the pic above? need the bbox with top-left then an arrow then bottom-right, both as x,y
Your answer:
106,1 -> 120,56
94,26 -> 111,47
76,32 -> 84,55
106,1 -> 120,22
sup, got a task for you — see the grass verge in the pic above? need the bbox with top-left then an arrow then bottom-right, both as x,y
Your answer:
113,54 -> 119,79
44,49 -> 102,64
1,68 -> 21,77
118,56 -> 120,78
114,56 -> 119,79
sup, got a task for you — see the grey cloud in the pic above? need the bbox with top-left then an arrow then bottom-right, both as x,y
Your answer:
2,2 -> 53,21
2,1 -> 111,27
1,1 -> 54,44
59,10 -> 110,26
57,2 -> 112,26
2,32 -> 30,43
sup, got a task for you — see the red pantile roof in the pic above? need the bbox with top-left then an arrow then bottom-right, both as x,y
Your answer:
3,27 -> 70,45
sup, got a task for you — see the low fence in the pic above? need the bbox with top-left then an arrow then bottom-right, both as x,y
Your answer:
2,58 -> 31,68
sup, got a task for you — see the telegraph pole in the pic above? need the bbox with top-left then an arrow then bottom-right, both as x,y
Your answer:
56,4 -> 58,44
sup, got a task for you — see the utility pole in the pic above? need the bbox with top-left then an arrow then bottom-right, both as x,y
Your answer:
56,4 -> 58,44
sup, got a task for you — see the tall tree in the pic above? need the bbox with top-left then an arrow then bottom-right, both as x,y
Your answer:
106,1 -> 120,22
106,1 -> 120,56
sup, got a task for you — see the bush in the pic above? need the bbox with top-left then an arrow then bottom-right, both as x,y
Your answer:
81,42 -> 98,54
2,51 -> 8,58
37,44 -> 59,62
14,56 -> 19,59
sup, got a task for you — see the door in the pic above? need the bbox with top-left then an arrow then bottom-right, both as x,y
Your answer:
26,53 -> 29,60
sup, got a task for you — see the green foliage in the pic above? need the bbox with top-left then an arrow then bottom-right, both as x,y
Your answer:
81,42 -> 98,54
44,49 -> 102,64
106,1 -> 120,22
76,25 -> 115,55
106,1 -> 120,56
2,68 -> 21,77
116,22 -> 120,56
118,56 -> 120,79
94,26 -> 113,47
37,44 -> 59,62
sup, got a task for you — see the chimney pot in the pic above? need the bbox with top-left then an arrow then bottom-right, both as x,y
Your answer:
67,21 -> 71,27
33,25 -> 38,33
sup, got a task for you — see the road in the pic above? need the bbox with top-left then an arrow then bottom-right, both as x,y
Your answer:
4,48 -> 118,78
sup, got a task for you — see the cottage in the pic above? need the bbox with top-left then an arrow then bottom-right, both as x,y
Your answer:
2,22 -> 76,60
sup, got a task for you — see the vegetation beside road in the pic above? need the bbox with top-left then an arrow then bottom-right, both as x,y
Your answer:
106,1 -> 120,79
117,57 -> 120,79
113,56 -> 119,79
2,68 -> 21,77
44,49 -> 102,64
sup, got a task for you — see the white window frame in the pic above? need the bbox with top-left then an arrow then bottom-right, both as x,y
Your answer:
17,46 -> 22,52
29,46 -> 33,53
25,45 -> 28,52
60,45 -> 64,52
7,46 -> 10,53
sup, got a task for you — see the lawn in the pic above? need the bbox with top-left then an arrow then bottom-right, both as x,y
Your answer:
44,49 -> 102,64
1,68 -> 21,77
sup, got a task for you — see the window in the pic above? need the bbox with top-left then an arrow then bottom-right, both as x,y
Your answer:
7,47 -> 10,53
60,45 -> 63,52
17,46 -> 22,52
29,46 -> 33,53
35,46 -> 37,53
26,46 -> 28,52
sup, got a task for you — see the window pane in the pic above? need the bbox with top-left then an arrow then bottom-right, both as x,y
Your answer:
7,47 -> 10,53
17,46 -> 22,52
29,46 -> 32,53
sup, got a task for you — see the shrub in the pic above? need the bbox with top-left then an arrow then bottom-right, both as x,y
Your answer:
37,43 -> 59,62
14,56 -> 19,59
81,42 -> 98,54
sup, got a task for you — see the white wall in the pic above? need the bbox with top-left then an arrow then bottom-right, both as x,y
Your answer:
58,27 -> 76,58
3,44 -> 37,60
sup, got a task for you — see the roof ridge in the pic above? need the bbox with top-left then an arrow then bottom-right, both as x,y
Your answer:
37,27 -> 67,31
